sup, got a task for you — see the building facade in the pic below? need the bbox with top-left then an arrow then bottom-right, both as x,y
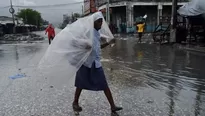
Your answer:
96,0 -> 189,33
84,0 -> 97,15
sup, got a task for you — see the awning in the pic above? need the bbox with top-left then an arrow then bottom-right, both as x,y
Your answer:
178,0 -> 205,16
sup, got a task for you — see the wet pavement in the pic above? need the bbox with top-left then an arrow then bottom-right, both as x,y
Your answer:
0,38 -> 205,116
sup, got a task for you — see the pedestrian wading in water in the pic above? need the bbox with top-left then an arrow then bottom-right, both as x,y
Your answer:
45,24 -> 55,45
136,22 -> 145,43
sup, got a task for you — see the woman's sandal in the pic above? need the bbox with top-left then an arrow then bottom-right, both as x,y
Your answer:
112,106 -> 123,112
72,103 -> 83,112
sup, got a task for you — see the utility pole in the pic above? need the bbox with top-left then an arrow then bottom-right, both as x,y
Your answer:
9,0 -> 16,33
82,5 -> 84,17
106,0 -> 110,25
10,0 -> 15,24
72,12 -> 74,22
170,0 -> 178,43
36,15 -> 38,27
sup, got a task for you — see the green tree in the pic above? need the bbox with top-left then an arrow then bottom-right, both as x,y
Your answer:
72,13 -> 81,22
16,8 -> 43,28
73,13 -> 81,18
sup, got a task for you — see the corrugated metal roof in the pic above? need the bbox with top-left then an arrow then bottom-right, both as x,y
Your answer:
0,16 -> 24,25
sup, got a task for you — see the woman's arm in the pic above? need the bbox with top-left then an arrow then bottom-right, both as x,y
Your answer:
45,28 -> 48,35
101,39 -> 115,49
101,42 -> 110,49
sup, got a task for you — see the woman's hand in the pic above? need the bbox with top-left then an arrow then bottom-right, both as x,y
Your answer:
101,39 -> 116,49
109,39 -> 116,44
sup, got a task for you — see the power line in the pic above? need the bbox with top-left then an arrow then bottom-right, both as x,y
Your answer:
14,2 -> 84,8
0,6 -> 10,9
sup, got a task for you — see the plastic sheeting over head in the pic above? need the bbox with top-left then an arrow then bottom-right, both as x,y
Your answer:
178,0 -> 205,16
38,12 -> 114,88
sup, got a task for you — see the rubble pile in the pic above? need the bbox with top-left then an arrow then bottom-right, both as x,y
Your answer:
0,33 -> 45,41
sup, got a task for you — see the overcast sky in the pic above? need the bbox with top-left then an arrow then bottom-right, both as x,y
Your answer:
0,0 -> 83,25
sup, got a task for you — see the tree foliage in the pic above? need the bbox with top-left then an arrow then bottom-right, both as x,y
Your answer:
16,8 -> 43,27
73,13 -> 81,19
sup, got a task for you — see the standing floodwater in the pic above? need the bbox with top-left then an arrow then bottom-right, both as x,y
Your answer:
0,38 -> 205,115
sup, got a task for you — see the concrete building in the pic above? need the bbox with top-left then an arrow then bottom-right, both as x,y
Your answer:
84,0 -> 97,16
96,0 -> 188,33
0,16 -> 23,25
0,16 -> 39,34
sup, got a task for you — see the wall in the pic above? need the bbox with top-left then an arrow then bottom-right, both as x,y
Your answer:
96,0 -> 188,9
95,0 -> 188,33
96,0 -> 106,6
163,6 -> 172,17
112,0 -> 188,2
84,0 -> 90,15
111,6 -> 126,33
90,0 -> 97,13
84,0 -> 97,15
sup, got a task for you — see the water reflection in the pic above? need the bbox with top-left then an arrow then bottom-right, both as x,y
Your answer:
15,45 -> 19,64
167,79 -> 176,116
104,40 -> 205,115
166,47 -> 181,116
194,83 -> 203,116
0,44 -> 43,71
0,49 -> 3,58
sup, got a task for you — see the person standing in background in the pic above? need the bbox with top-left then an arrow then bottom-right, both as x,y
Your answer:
136,22 -> 145,43
45,24 -> 55,45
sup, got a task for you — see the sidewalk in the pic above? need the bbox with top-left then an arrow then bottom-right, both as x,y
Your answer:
113,33 -> 152,37
114,33 -> 153,41
113,33 -> 205,53
183,45 -> 205,53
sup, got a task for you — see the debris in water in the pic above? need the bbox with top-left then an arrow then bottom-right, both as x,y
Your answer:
9,74 -> 26,80
50,86 -> 54,88
147,100 -> 154,104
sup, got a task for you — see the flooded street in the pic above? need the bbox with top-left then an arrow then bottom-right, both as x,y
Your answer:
0,39 -> 205,116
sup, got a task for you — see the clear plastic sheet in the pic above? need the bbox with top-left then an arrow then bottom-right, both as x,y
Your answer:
38,12 -> 114,88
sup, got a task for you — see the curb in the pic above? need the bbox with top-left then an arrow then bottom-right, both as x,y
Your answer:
183,47 -> 205,53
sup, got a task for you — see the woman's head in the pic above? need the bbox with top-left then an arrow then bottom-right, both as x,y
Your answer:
48,24 -> 53,28
93,12 -> 104,30
94,18 -> 103,30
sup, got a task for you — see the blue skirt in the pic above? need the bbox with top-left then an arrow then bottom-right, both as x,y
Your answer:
75,63 -> 108,91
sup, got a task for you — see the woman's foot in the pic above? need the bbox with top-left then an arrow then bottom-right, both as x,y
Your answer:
72,103 -> 82,112
111,106 -> 123,112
